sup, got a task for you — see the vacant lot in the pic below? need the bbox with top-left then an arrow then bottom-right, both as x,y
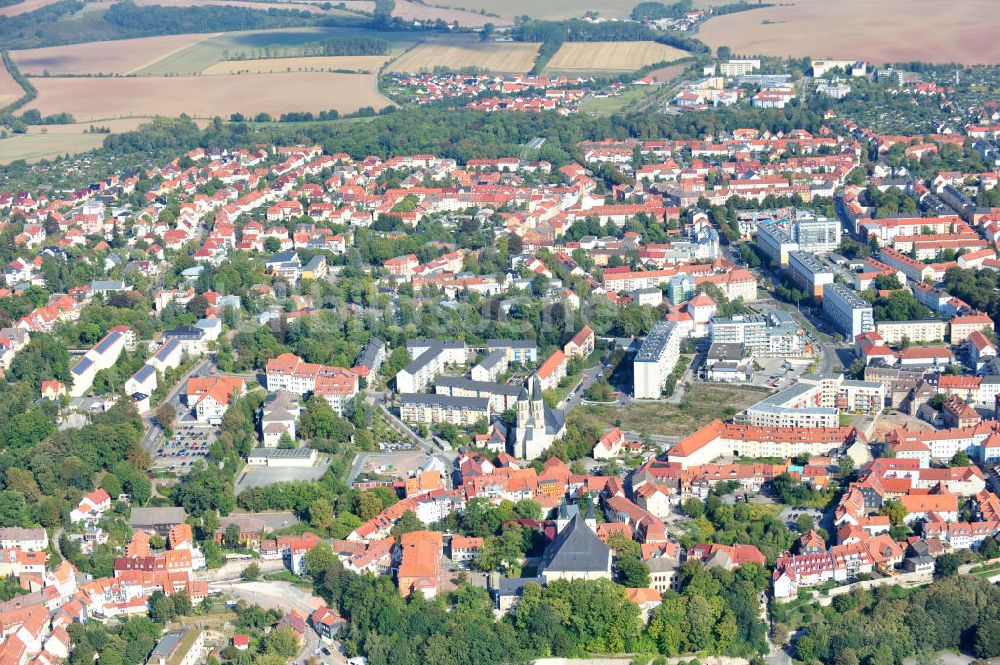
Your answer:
568,383 -> 768,438
0,0 -> 61,16
136,26 -> 415,74
392,0 -> 493,27
389,38 -> 540,73
203,54 -> 389,73
546,41 -> 687,73
27,71 -> 388,120
12,33 -> 218,75
698,0 -> 1000,65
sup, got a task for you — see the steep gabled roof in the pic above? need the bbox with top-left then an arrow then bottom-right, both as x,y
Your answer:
540,513 -> 610,574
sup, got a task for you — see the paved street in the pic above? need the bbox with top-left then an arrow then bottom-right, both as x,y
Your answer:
559,355 -> 611,410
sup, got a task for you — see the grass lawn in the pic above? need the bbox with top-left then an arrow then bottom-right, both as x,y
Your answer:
578,88 -> 647,114
264,570 -> 314,588
969,562 -> 1000,577
567,382 -> 769,437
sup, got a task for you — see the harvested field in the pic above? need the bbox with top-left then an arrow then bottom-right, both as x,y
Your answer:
89,0 -> 329,11
646,63 -> 687,83
440,0 -> 714,21
202,54 -> 389,74
0,66 -> 24,108
0,0 -> 61,17
0,132 -> 106,165
392,0 -> 493,27
11,33 -> 219,76
136,26 -> 416,75
26,71 -> 388,120
388,39 -> 540,74
440,0 -> 637,21
546,41 -> 687,73
698,0 -> 1000,65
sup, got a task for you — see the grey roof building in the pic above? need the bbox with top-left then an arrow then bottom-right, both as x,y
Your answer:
493,576 -> 547,612
130,507 -> 188,535
538,512 -> 611,582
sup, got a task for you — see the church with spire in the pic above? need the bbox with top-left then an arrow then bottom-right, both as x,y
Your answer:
511,372 -> 566,460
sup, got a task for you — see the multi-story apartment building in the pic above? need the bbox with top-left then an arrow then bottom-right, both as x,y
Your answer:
633,321 -> 682,399
788,251 -> 834,298
756,224 -> 798,267
875,319 -> 948,345
434,375 -> 521,412
69,326 -> 131,397
265,353 -> 358,412
399,394 -> 491,426
823,283 -> 874,338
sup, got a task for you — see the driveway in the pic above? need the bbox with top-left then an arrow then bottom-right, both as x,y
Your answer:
213,580 -> 344,663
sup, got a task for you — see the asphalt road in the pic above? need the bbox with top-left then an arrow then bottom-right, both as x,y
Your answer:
560,355 -> 611,410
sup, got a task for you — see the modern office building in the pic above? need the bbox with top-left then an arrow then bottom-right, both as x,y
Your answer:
794,217 -> 842,253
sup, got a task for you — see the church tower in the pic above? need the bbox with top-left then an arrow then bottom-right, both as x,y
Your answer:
528,373 -> 545,429
512,372 -> 564,460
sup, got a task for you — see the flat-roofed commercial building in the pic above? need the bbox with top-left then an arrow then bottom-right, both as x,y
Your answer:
794,217 -> 842,253
247,447 -> 317,467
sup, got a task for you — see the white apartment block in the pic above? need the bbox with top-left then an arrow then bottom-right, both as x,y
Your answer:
69,328 -> 129,397
719,59 -> 761,76
875,319 -> 948,345
399,394 -> 491,426
756,224 -> 798,267
633,321 -> 682,399
823,283 -> 874,339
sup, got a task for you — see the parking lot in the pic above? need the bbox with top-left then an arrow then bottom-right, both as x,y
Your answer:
234,458 -> 331,495
751,357 -> 811,390
150,422 -> 219,475
778,506 -> 824,532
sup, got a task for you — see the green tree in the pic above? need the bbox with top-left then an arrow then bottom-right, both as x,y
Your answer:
935,553 -> 959,578
682,497 -> 704,518
880,499 -> 907,527
390,510 -> 423,539
263,626 -> 299,659
616,555 -> 651,588
951,450 -> 971,467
